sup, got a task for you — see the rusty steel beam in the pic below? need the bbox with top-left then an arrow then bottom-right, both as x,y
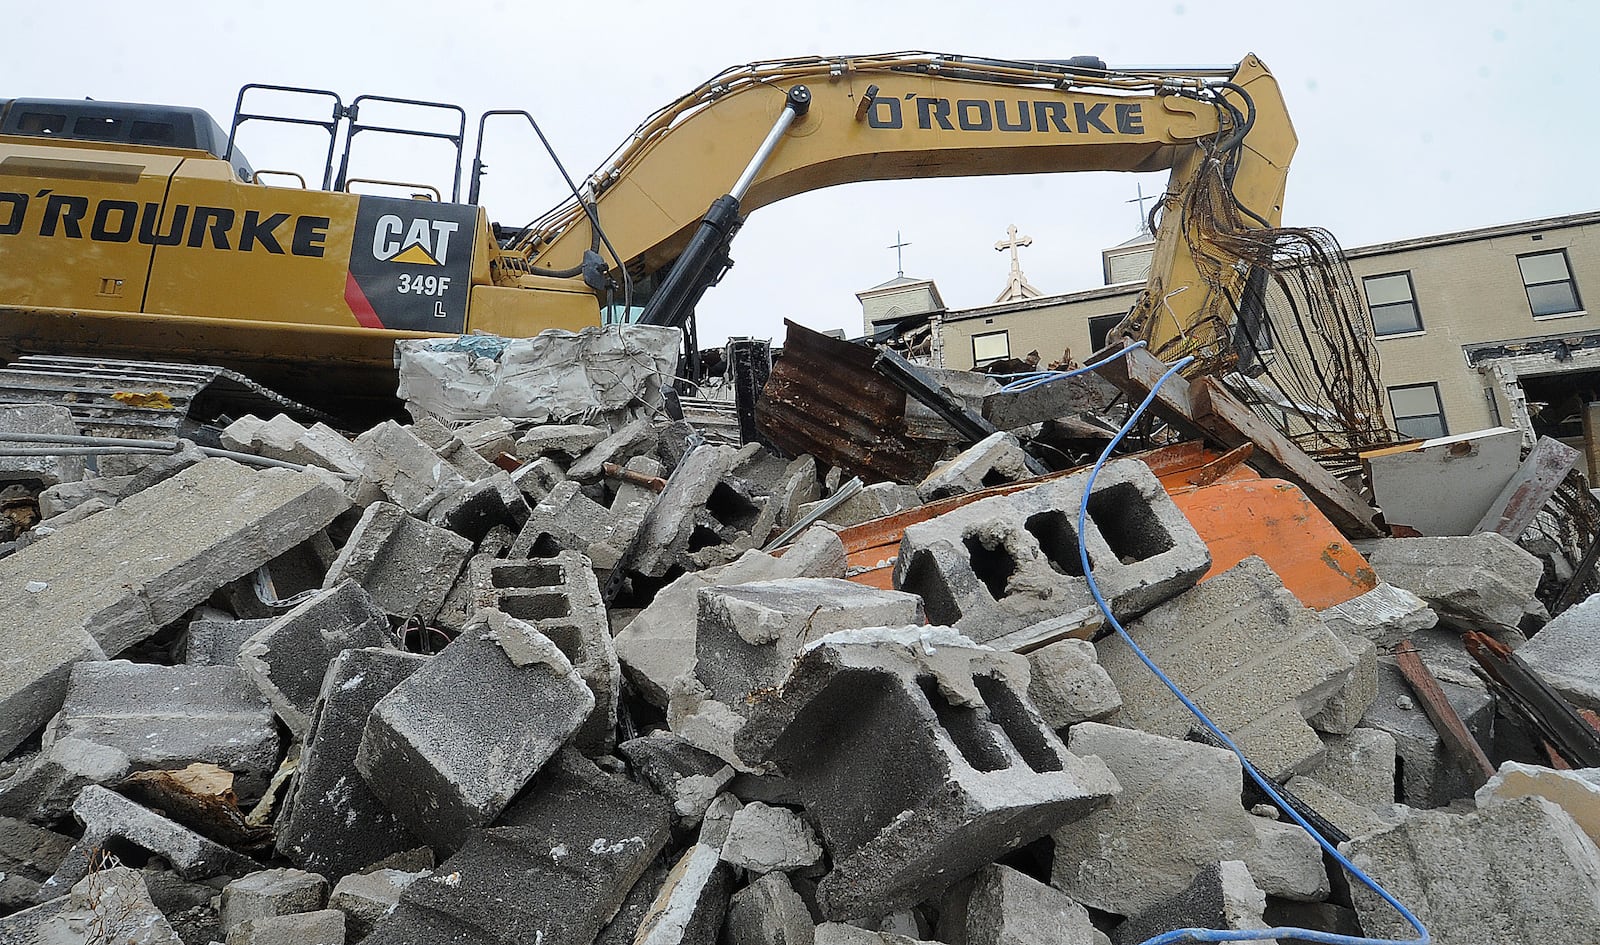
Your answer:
1392,640 -> 1496,785
1465,631 -> 1600,769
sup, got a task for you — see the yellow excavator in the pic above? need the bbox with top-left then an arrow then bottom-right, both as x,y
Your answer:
0,52 -> 1295,418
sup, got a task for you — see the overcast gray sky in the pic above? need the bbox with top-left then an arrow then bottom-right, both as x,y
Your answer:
14,0 -> 1597,347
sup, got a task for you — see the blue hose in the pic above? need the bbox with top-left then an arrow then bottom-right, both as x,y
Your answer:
1076,354 -> 1429,945
998,341 -> 1149,393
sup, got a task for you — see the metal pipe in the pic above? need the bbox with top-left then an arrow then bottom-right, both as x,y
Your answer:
763,476 -> 863,551
730,86 -> 811,201
0,434 -> 355,479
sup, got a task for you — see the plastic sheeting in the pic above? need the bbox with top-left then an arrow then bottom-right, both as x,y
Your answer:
396,325 -> 681,425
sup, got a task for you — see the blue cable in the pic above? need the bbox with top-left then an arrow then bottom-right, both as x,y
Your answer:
1076,354 -> 1430,945
998,341 -> 1149,393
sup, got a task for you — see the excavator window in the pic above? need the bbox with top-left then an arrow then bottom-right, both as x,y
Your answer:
16,112 -> 65,135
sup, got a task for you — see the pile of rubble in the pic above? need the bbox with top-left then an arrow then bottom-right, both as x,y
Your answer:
1,329 -> 1599,945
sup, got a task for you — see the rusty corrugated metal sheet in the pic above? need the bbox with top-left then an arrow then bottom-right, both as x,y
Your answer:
755,320 -> 943,484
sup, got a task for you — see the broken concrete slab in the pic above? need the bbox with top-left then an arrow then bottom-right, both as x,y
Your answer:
634,842 -> 737,945
356,610 -> 594,849
328,868 -> 425,940
618,732 -> 735,826
895,459 -> 1209,650
1342,795 -> 1600,945
220,868 -> 330,932
568,416 -> 660,481
185,617 -> 274,667
1111,860 -> 1272,945
1360,659 -> 1494,808
1282,775 -> 1401,840
1098,556 -> 1359,778
0,865 -> 180,944
0,736 -> 130,825
1475,760 -> 1600,846
725,870 -> 815,945
43,660 -> 281,797
236,581 -> 392,737
1025,638 -> 1121,731
719,801 -> 823,874
516,423 -> 608,464
916,431 -> 1034,502
938,863 -> 1102,945
738,627 -> 1119,920
362,751 -> 673,945
0,403 -> 84,487
424,470 -> 530,542
1365,427 -> 1522,536
1309,629 -> 1378,736
320,500 -> 472,623
796,480 -> 919,529
1366,532 -> 1543,631
227,908 -> 345,945
1474,434 -> 1583,539
275,647 -> 428,878
0,458 -> 347,758
1317,581 -> 1437,648
45,786 -> 260,894
982,371 -> 1119,432
0,815 -> 73,909
630,444 -> 744,578
221,414 -> 366,481
1515,591 -> 1600,712
350,420 -> 471,515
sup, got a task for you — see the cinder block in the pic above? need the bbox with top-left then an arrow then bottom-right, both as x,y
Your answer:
474,551 -> 620,752
619,732 -> 734,826
634,842 -> 737,945
362,751 -> 672,945
917,431 -> 1035,501
0,816 -> 74,908
409,415 -> 499,482
512,475 -> 652,579
1112,861 -> 1271,945
737,628 -> 1119,920
1097,556 -> 1358,778
719,801 -> 823,874
426,470 -> 530,542
895,459 -> 1209,650
321,501 -> 472,622
1367,532 -> 1543,631
567,417 -> 658,481
453,416 -> 519,460
1025,638 -> 1121,731
516,423 -> 608,463
631,444 -> 745,578
45,786 -> 260,894
1359,658 -> 1494,808
220,868 -> 330,932
276,648 -> 429,878
237,582 -> 392,736
0,404 -> 84,486
227,908 -> 345,945
350,420 -> 471,515
0,737 -> 129,826
1308,630 -> 1378,736
44,661 -> 281,796
329,868 -> 424,940
1303,727 -> 1398,809
1343,796 -> 1600,944
938,863 -> 1102,945
356,612 -> 594,849
796,480 -> 918,529
725,871 -> 815,945
185,617 -> 274,667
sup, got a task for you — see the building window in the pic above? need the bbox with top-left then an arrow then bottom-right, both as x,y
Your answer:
1087,313 -> 1125,353
1362,272 -> 1423,336
972,330 -> 1010,366
1518,249 -> 1583,317
1388,383 -> 1447,440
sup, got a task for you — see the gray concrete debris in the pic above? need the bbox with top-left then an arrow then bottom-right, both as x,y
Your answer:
36,475 -> 129,519
221,414 -> 366,480
719,801 -> 823,874
698,792 -> 744,851
916,431 -> 1035,502
1366,532 -> 1543,631
410,415 -> 500,482
1052,723 -> 1325,916
321,500 -> 472,623
737,627 -> 1119,920
453,416 -> 520,460
227,908 -> 345,945
813,923 -> 941,945
516,423 -> 608,463
568,416 -> 660,481
45,786 -> 260,894
1365,427 -> 1521,536
470,552 -> 621,752
1475,761 -> 1600,846
275,648 -> 428,878
236,582 -> 392,737
615,525 -> 846,707
1514,590 -> 1600,712
597,861 -> 671,945
362,750 -> 672,945
356,610 -> 594,849
1280,775 -> 1401,841
185,617 -> 274,667
618,732 -> 735,826
1025,637 -> 1121,731
220,868 -> 329,932
725,871 -> 815,945
328,868 -> 425,940
1112,860 -> 1272,945
982,370 -> 1120,432
1343,795 -> 1600,945
1308,629 -> 1377,736
350,420 -> 471,515
43,661 -> 281,797
0,458 -> 347,758
0,865 -> 181,945
1359,659 -> 1494,808
425,470 -> 530,542
511,463 -> 658,581
511,454 -> 568,503
938,863 -> 1102,945
895,459 -> 1210,650
797,480 -> 918,529
0,403 -> 84,487
634,842 -> 737,945
0,737 -> 130,826
631,444 -> 745,578
1098,556 -> 1360,778
0,816 -> 73,909
1301,728 -> 1399,810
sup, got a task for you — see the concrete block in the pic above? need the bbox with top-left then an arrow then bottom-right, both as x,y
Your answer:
0,865 -> 180,944
410,415 -> 499,481
567,416 -> 658,480
0,815 -> 73,908
185,617 -> 273,667
222,414 -> 365,479
797,480 -> 919,529
917,431 -> 1034,501
618,732 -> 735,826
1303,727 -> 1398,809
738,628 -> 1119,920
1367,532 -> 1543,631
472,551 -> 620,752
511,454 -> 568,504
938,863 -> 1101,945
45,786 -> 260,894
0,736 -> 129,826
1516,591 -> 1600,712
1359,658 -> 1494,807
37,475 -> 129,519
453,416 -> 519,460
634,842 -> 737,945
726,871 -> 815,945
275,649 -> 429,879
895,459 -> 1209,650
321,501 -> 472,622
1281,776 -> 1401,840
424,470 -> 530,542
1245,814 -> 1328,902
615,526 -> 847,706
220,868 -> 329,932
227,909 -> 345,945
0,459 -> 347,757
351,420 -> 471,515
512,475 -> 653,580
720,801 -> 823,873
1098,556 -> 1358,778
356,611 -> 594,849
1308,629 -> 1378,735
1052,723 -> 1324,916
236,581 -> 392,736
1475,761 -> 1600,846
0,403 -> 84,486
328,868 -> 424,940
982,371 -> 1119,431
597,861 -> 671,945
516,423 -> 607,462
44,661 -> 281,796
1343,796 -> 1600,945
1025,637 -> 1121,731
363,750 -> 672,945
632,444 -> 745,577
1112,861 -> 1271,945
814,924 -> 941,945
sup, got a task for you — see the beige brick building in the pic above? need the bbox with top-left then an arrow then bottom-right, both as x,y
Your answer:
909,210 -> 1600,446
